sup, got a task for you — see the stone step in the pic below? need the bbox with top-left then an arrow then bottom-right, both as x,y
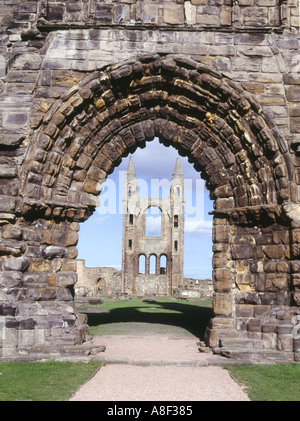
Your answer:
49,337 -> 77,346
61,343 -> 106,356
30,342 -> 106,357
75,298 -> 103,306
219,337 -> 257,349
29,345 -> 64,356
216,329 -> 241,339
215,347 -> 295,363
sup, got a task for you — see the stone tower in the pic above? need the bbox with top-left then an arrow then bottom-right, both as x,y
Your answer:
121,156 -> 184,296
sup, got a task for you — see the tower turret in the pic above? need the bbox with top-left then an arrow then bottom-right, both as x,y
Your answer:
170,158 -> 185,292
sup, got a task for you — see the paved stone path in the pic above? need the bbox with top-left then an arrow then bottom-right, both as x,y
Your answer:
70,336 -> 250,401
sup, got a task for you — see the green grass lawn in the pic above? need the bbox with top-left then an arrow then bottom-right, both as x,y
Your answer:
226,363 -> 300,401
0,361 -> 102,401
82,297 -> 214,339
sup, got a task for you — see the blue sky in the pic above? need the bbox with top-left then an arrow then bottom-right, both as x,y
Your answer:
77,138 -> 214,279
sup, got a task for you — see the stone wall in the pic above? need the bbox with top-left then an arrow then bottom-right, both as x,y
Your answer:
175,277 -> 213,300
0,0 -> 300,361
0,0 -> 296,29
75,259 -> 122,297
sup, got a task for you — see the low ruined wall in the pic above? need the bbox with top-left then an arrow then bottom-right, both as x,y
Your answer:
75,259 -> 122,297
175,277 -> 213,300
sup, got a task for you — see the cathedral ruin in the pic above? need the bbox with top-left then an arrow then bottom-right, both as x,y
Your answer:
122,156 -> 184,296
75,156 -> 212,299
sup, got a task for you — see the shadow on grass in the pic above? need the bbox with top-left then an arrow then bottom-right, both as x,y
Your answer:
84,300 -> 214,340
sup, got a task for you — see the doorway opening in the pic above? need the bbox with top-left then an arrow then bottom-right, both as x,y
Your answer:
76,138 -> 214,341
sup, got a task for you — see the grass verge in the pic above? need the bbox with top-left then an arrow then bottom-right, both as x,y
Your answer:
0,361 -> 102,401
226,363 -> 300,401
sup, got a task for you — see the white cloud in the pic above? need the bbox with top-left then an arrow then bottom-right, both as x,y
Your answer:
184,218 -> 212,237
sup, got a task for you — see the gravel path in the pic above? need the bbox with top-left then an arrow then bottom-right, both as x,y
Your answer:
70,336 -> 250,401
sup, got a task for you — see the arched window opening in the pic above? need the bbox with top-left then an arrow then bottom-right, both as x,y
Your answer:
160,255 -> 167,275
146,206 -> 162,237
149,254 -> 156,274
176,186 -> 180,197
129,186 -> 132,196
139,255 -> 146,274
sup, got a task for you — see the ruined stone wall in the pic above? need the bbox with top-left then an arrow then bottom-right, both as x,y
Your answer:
75,259 -> 122,296
0,0 -> 300,360
175,277 -> 213,299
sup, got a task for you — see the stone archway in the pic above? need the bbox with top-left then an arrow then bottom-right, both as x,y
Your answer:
1,54 -> 299,361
